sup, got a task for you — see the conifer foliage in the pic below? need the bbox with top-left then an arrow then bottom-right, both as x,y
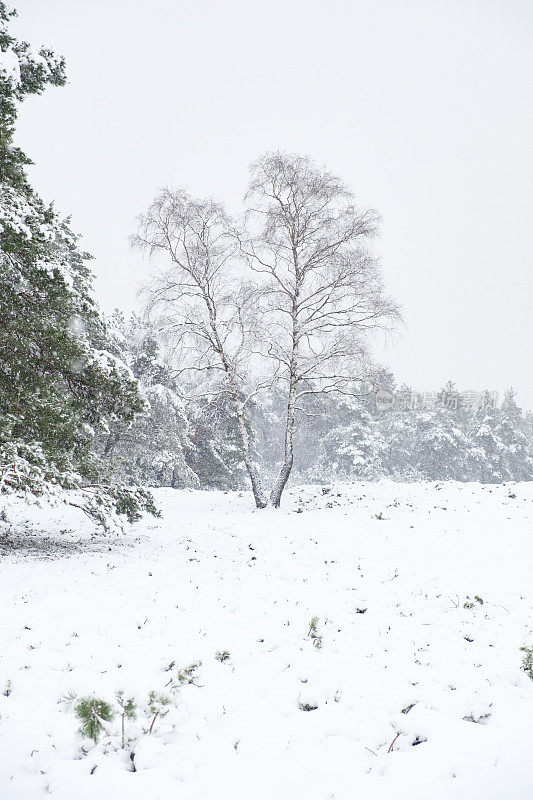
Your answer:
0,5 -> 155,526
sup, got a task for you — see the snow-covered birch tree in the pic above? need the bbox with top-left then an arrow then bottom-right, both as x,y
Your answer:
133,155 -> 400,509
243,152 -> 400,506
131,189 -> 269,508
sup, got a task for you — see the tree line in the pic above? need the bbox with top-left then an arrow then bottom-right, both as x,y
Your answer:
102,317 -> 533,491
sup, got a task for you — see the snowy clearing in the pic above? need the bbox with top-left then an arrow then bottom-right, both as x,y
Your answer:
1,481 -> 533,800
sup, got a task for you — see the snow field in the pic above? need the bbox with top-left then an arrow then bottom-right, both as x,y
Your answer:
1,481 -> 533,799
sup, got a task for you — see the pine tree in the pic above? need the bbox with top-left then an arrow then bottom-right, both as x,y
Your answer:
0,5 -> 155,525
101,315 -> 198,489
312,398 -> 385,481
525,411 -> 533,463
186,392 -> 249,490
415,385 -> 471,481
379,383 -> 422,481
75,697 -> 114,743
469,393 -> 506,483
498,389 -> 531,481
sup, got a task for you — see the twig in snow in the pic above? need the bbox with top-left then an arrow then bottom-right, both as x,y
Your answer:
387,731 -> 401,753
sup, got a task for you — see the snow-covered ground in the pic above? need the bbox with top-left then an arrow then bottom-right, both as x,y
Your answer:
1,481 -> 533,800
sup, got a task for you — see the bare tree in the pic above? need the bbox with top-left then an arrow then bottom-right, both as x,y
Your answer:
243,152 -> 400,507
131,188 -> 268,508
132,155 -> 399,510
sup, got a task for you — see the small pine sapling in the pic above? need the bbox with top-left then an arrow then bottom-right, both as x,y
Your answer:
308,616 -> 323,649
520,646 -> 533,680
75,697 -> 114,743
387,723 -> 403,753
463,595 -> 484,610
176,661 -> 202,685
146,691 -> 171,733
60,690 -> 78,709
215,650 -> 230,663
115,690 -> 137,749
166,661 -> 202,689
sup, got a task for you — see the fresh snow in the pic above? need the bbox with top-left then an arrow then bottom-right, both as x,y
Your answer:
1,481 -> 533,799
0,47 -> 20,85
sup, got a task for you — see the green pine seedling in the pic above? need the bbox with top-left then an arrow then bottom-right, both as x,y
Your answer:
308,616 -> 323,649
60,690 -> 78,708
176,661 -> 202,685
115,690 -> 137,749
520,646 -> 533,680
215,650 -> 230,663
147,691 -> 171,734
464,595 -> 483,609
75,697 -> 114,743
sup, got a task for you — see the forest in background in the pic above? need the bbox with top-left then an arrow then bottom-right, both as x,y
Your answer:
102,313 -> 533,491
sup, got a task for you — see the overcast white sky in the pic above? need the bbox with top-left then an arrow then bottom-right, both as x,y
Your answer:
13,0 -> 533,408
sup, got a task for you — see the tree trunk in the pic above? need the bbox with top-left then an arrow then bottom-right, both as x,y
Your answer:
102,431 -> 120,458
235,404 -> 267,508
205,299 -> 267,509
269,379 -> 297,508
204,283 -> 275,508
269,290 -> 299,508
